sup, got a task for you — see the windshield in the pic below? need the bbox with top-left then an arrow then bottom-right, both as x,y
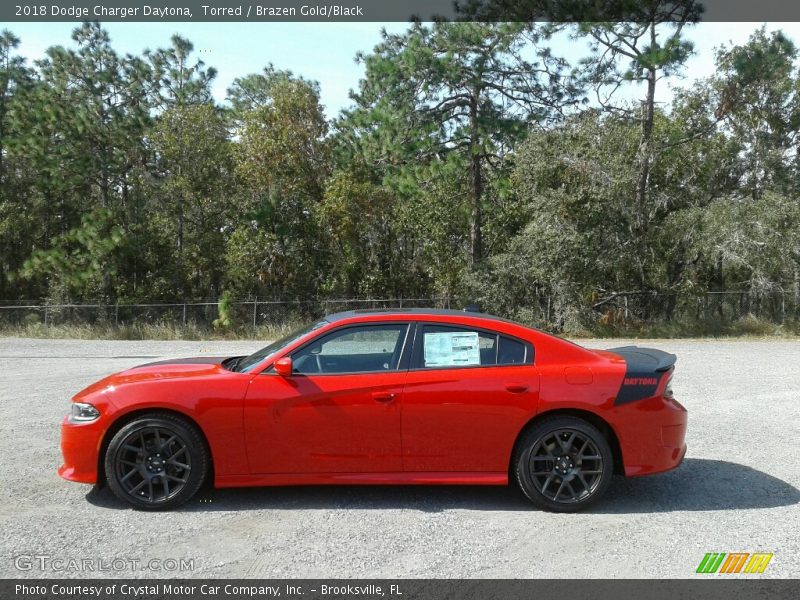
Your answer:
234,319 -> 327,373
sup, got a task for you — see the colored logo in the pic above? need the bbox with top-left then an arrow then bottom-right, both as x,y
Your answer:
623,377 -> 658,386
696,552 -> 773,574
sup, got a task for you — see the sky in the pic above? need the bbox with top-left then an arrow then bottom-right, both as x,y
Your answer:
8,21 -> 800,118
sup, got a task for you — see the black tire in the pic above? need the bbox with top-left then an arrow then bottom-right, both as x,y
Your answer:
104,413 -> 208,510
513,416 -> 613,512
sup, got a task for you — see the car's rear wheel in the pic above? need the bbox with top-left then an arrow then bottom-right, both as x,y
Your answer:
104,413 -> 208,510
514,416 -> 613,512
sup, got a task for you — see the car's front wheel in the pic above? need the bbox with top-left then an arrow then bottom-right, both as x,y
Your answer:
514,416 -> 613,512
104,413 -> 208,510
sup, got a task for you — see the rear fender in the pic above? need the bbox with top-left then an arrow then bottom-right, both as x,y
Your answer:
608,346 -> 676,405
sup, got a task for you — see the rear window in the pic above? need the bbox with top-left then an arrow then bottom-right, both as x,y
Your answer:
498,336 -> 527,365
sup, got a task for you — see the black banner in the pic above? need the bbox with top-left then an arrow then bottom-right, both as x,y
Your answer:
4,0 -> 800,23
3,580 -> 800,600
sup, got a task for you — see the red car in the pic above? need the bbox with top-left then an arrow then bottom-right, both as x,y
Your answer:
59,309 -> 687,511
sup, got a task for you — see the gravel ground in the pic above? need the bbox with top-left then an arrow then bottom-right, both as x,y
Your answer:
0,337 -> 798,579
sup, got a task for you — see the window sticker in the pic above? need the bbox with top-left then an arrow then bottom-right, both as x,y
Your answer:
424,331 -> 481,367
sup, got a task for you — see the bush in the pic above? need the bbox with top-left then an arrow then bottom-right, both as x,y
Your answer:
22,312 -> 41,326
213,291 -> 233,330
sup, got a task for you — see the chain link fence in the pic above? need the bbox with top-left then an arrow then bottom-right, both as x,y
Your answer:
0,291 -> 797,331
597,290 -> 799,325
511,289 -> 800,330
0,297 -> 455,329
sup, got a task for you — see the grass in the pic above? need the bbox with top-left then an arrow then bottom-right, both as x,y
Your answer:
582,314 -> 800,339
0,320 -> 307,341
1,314 -> 798,340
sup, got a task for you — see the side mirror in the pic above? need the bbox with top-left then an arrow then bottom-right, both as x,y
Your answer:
274,357 -> 293,377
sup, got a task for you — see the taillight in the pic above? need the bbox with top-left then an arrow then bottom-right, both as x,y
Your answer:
663,373 -> 674,399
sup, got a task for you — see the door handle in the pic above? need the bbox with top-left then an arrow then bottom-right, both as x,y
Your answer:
372,392 -> 396,403
505,384 -> 529,394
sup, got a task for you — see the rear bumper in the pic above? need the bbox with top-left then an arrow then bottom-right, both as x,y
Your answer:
625,441 -> 687,477
59,416 -> 103,484
615,396 -> 688,477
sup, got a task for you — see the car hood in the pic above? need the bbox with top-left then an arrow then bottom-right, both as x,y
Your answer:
72,356 -> 239,401
131,356 -> 230,370
101,356 -> 232,388
118,356 -> 231,379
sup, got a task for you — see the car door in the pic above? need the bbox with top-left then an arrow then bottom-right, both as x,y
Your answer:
401,323 -> 539,473
244,322 -> 411,474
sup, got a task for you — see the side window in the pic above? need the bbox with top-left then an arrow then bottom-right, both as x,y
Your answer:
418,325 -> 533,368
421,325 -> 497,368
498,335 -> 528,365
291,324 -> 408,374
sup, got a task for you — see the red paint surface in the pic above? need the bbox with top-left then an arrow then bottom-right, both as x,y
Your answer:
59,312 -> 687,487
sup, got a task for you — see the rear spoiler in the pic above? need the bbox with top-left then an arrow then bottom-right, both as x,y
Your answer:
609,346 -> 677,405
608,346 -> 677,372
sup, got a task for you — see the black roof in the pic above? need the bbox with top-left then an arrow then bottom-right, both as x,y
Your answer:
324,308 -> 515,324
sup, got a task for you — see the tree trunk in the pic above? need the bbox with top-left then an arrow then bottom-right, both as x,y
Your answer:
0,103 -> 5,184
468,89 -> 483,270
635,66 -> 656,227
633,23 -> 658,290
177,192 -> 185,297
176,158 -> 185,298
635,25 -> 658,225
0,63 -> 8,184
470,153 -> 483,270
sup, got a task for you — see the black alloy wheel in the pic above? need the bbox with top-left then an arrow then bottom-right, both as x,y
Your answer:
514,416 -> 613,512
105,413 -> 208,510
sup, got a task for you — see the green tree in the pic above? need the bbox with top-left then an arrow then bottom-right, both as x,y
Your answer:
0,29 -> 35,300
147,103 -> 233,298
669,193 -> 800,299
348,22 -> 576,269
710,28 -> 800,198
19,208 -> 125,299
227,65 -> 314,114
575,3 -> 697,289
480,100 -> 743,327
7,23 -> 151,301
659,28 -> 800,303
227,74 -> 329,298
317,166 -> 423,297
146,35 -> 216,109
480,110 -> 642,327
0,29 -> 29,184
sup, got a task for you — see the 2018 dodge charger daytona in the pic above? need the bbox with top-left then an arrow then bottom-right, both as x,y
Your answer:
59,309 -> 687,511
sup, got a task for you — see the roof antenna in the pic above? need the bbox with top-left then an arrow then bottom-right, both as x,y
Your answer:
463,303 -> 481,313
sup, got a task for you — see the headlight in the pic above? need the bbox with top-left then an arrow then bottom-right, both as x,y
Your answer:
70,402 -> 100,422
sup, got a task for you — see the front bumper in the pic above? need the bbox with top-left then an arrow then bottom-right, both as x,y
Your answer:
59,416 -> 105,484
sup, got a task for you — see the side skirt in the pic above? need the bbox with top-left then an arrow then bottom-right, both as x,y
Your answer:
215,471 -> 509,488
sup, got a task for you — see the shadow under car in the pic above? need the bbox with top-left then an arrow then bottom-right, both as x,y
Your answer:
85,458 -> 800,513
